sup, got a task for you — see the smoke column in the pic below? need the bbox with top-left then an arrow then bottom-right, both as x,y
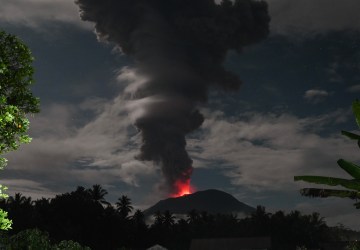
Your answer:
75,0 -> 270,195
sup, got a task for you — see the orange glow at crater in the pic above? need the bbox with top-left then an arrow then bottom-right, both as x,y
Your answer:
171,179 -> 193,197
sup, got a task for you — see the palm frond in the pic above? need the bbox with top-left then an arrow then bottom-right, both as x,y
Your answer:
337,159 -> 360,179
300,188 -> 360,199
354,202 -> 360,209
352,99 -> 360,129
341,130 -> 360,140
294,175 -> 360,191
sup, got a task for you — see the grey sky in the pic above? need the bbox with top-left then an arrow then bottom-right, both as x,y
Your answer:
2,0 -> 360,33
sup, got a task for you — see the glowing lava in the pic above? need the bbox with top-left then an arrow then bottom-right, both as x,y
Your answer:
171,179 -> 192,197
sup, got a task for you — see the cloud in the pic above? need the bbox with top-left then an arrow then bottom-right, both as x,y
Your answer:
192,108 -> 358,230
326,62 -> 344,83
303,89 -> 330,104
347,84 -> 360,93
188,109 -> 356,192
3,94 -> 359,229
4,94 -> 156,197
215,0 -> 360,35
0,0 -> 91,29
1,0 -> 359,36
3,0 -> 358,36
1,179 -> 56,200
268,0 -> 360,35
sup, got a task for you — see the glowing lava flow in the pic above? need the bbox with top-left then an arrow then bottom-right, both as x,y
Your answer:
171,179 -> 192,197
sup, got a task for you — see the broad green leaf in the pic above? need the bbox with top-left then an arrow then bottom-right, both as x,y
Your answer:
294,175 -> 360,191
341,130 -> 360,140
300,188 -> 360,199
295,100 -> 360,209
354,202 -> 360,209
0,209 -> 12,230
0,158 -> 7,169
337,159 -> 360,179
352,99 -> 360,129
4,112 -> 14,122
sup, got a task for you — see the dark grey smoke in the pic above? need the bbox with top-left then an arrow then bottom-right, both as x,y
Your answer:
75,0 -> 270,194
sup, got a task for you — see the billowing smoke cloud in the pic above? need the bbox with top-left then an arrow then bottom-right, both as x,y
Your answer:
75,0 -> 270,195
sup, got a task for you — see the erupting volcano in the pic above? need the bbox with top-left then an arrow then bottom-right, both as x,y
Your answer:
144,189 -> 256,217
172,179 -> 192,197
75,0 -> 270,196
170,168 -> 193,197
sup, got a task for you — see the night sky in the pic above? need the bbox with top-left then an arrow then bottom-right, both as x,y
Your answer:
1,0 -> 360,230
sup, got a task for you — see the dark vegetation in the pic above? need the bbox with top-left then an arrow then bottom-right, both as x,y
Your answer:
0,185 -> 357,250
295,100 -> 360,209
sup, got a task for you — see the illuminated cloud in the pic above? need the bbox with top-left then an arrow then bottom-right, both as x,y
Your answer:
0,0 -> 91,29
304,89 -> 330,104
347,84 -> 360,93
268,0 -> 360,34
188,109 -> 354,191
5,95 -> 156,194
216,0 -> 360,34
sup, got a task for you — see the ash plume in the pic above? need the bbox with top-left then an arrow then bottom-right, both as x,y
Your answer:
75,0 -> 270,194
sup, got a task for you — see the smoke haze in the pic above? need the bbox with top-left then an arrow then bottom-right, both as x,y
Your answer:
75,0 -> 270,194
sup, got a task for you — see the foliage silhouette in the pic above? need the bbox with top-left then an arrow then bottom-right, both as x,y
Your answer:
116,195 -> 133,220
0,185 -> 356,249
88,184 -> 111,206
346,241 -> 360,250
295,100 -> 360,208
7,228 -> 51,249
55,239 -> 91,250
162,210 -> 176,229
1,228 -> 90,249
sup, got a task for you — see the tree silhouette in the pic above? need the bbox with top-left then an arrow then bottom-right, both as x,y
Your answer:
131,209 -> 146,227
153,210 -> 164,227
8,193 -> 28,206
0,185 -> 348,250
33,198 -> 51,232
116,195 -> 133,219
88,184 -> 110,206
162,210 -> 175,229
248,206 -> 271,236
186,209 -> 200,225
6,193 -> 34,232
6,228 -> 90,249
73,186 -> 90,199
129,209 -> 149,249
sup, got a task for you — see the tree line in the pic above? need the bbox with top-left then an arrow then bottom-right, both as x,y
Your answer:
0,184 -> 357,250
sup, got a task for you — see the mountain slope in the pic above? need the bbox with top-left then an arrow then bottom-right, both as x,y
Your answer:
144,189 -> 255,216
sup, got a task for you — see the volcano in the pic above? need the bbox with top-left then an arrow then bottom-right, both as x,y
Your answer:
144,189 -> 255,217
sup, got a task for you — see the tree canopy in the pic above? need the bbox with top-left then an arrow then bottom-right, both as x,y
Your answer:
0,186 -> 351,250
0,30 -> 39,156
0,30 -> 40,230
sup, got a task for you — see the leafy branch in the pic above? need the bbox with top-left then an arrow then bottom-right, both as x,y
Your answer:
294,100 -> 360,208
0,30 -> 40,230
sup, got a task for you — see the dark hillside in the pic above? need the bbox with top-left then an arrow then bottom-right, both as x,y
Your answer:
144,189 -> 255,216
